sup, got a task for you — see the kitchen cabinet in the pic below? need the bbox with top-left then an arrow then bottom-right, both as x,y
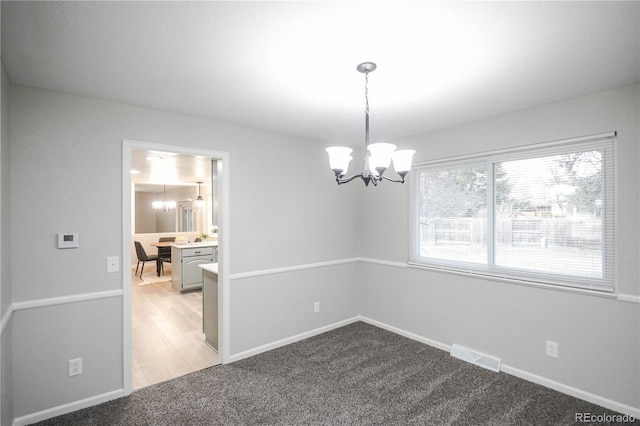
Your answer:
171,242 -> 217,292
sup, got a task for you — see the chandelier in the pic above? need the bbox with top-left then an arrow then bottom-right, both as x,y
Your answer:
326,62 -> 415,186
152,184 -> 176,211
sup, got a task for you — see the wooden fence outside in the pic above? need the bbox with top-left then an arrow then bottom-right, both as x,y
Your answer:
421,218 -> 601,248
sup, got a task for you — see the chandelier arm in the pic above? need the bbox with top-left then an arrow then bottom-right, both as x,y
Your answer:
380,175 -> 406,184
336,173 -> 365,185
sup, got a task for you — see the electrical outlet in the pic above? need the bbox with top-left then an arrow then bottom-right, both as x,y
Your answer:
69,358 -> 83,376
546,341 -> 559,358
313,301 -> 320,313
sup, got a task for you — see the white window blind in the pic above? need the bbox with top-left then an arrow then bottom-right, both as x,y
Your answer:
409,133 -> 616,292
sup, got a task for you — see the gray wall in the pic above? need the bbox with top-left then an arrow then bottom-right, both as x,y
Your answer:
1,59 -> 14,425
134,192 -> 158,234
7,84 -> 361,419
359,83 -> 640,409
230,262 -> 361,354
2,77 -> 638,420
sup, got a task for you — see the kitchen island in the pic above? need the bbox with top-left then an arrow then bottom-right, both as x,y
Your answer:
199,263 -> 218,351
171,241 -> 218,292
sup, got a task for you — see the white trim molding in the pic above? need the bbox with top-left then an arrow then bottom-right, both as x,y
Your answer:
358,257 -> 407,269
122,139 -> 232,399
229,258 -> 361,280
1,289 -> 122,344
12,389 -> 124,426
11,290 -> 122,312
228,257 -> 407,281
229,257 -> 636,305
617,293 -> 640,304
0,304 -> 13,334
501,365 -> 640,419
229,317 -> 360,363
358,316 -> 451,352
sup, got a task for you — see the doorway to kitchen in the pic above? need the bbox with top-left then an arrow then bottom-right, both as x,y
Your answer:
122,140 -> 230,395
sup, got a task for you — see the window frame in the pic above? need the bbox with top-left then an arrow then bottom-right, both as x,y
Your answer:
408,132 -> 616,293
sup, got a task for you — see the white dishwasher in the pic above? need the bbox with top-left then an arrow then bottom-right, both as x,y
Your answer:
172,246 -> 216,292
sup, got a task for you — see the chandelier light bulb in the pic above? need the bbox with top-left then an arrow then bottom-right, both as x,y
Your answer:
326,146 -> 353,176
392,150 -> 416,173
194,197 -> 204,209
367,142 -> 397,174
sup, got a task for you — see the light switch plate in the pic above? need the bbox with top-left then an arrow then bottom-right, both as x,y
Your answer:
107,256 -> 119,273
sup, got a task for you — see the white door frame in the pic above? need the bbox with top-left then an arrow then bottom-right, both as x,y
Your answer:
122,139 -> 230,395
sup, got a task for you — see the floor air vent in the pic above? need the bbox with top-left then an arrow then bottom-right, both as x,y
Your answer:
450,344 -> 501,372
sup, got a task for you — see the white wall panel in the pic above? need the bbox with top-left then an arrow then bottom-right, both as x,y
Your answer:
11,298 -> 123,418
230,262 -> 360,354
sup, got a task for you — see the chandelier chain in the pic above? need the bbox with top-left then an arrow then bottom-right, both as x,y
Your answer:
364,71 -> 370,116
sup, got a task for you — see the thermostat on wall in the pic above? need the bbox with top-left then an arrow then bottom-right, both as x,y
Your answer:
57,233 -> 79,249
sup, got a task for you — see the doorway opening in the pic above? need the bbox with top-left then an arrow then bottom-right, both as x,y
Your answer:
122,140 -> 230,395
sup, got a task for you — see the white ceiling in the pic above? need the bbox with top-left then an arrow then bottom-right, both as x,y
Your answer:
130,149 -> 213,191
2,1 -> 639,150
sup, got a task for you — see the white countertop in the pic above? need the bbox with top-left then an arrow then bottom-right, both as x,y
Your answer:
199,263 -> 219,274
171,241 -> 218,249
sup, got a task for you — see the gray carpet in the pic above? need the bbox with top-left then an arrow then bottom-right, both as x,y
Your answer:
34,322 -> 636,425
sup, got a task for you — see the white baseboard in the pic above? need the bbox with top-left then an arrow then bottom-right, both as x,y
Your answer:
358,315 -> 451,352
358,315 -> 639,418
501,364 -> 640,418
228,316 -> 361,363
12,389 -> 124,426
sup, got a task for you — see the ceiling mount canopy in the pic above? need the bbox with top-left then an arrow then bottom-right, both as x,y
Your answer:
356,62 -> 377,73
326,62 -> 415,186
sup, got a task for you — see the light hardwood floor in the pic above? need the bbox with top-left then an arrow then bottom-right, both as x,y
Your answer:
132,264 -> 220,390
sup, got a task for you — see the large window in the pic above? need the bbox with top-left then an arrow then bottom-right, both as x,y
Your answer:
409,133 -> 616,292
